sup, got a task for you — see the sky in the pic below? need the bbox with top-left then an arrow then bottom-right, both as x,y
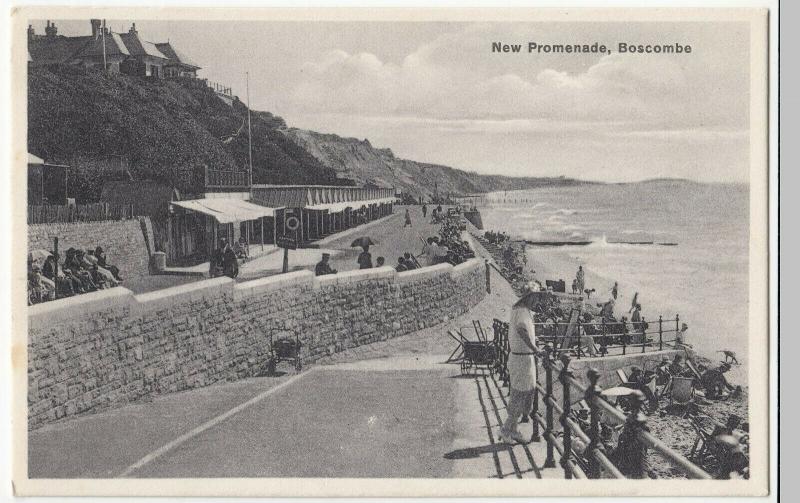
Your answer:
32,19 -> 751,183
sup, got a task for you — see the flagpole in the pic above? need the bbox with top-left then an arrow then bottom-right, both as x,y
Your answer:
101,19 -> 107,71
246,71 -> 253,197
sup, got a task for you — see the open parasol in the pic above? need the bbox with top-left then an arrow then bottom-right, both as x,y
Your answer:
601,387 -> 637,397
350,237 -> 377,248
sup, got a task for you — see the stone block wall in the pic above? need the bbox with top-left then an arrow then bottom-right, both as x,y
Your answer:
28,218 -> 152,280
27,259 -> 486,429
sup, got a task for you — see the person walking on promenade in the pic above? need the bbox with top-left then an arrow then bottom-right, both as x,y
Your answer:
404,208 -> 412,227
314,253 -> 337,276
576,265 -> 585,294
499,283 -> 539,444
422,204 -> 427,218
357,245 -> 373,269
222,239 -> 239,279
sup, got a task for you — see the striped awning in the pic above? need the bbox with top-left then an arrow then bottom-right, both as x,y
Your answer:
305,197 -> 395,213
171,198 -> 280,224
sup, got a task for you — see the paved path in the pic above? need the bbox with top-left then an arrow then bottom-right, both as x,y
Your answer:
27,211 -> 562,479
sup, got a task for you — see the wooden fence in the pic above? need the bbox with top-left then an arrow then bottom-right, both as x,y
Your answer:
28,203 -> 135,224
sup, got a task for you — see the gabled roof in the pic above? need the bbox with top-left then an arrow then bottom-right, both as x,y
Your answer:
75,32 -> 130,59
155,42 -> 200,69
119,32 -> 168,60
28,35 -> 93,64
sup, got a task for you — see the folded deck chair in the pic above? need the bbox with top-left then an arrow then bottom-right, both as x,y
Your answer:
685,359 -> 703,380
616,368 -> 629,385
670,376 -> 695,406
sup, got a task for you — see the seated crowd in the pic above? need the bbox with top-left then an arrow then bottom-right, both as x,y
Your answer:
314,216 -> 475,277
28,246 -> 123,305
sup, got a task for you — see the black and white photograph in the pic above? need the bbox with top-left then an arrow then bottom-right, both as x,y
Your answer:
10,6 -> 771,497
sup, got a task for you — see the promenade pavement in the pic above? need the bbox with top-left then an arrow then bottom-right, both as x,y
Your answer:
28,250 -> 559,479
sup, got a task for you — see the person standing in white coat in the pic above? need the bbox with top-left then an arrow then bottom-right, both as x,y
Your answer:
499,284 -> 539,444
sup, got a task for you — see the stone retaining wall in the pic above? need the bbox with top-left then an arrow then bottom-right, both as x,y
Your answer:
28,218 -> 152,280
27,259 -> 486,429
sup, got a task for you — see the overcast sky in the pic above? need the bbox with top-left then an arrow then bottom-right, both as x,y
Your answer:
32,19 -> 751,182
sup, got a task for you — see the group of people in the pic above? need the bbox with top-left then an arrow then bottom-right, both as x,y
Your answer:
210,238 -> 240,279
28,246 -> 123,305
483,230 -> 510,245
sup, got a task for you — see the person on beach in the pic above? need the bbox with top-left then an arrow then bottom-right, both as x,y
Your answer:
422,204 -> 427,218
499,282 -> 539,444
357,245 -> 373,269
404,208 -> 412,227
700,363 -> 736,399
572,279 -> 578,294
630,303 -> 645,333
629,292 -> 639,313
610,282 -> 619,300
576,265 -> 585,294
314,253 -> 337,276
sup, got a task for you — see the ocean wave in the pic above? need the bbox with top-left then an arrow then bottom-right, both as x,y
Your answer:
554,208 -> 579,216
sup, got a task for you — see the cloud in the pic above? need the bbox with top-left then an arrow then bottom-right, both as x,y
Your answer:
288,26 -> 739,135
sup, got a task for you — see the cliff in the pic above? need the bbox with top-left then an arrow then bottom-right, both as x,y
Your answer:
27,65 -> 346,202
283,128 -> 590,199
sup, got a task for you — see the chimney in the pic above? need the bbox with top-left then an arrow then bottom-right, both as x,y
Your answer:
90,18 -> 101,38
45,20 -> 57,38
128,22 -> 137,34
27,24 -> 35,42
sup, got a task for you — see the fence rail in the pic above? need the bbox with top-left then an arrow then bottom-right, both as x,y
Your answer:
534,315 -> 682,358
204,167 -> 249,188
28,203 -> 135,224
488,319 -> 731,480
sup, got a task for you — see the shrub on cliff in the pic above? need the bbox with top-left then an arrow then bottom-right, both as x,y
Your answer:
27,65 -> 347,202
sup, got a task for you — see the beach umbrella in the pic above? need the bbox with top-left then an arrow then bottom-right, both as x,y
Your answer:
601,387 -> 636,397
28,249 -> 52,263
350,237 -> 377,248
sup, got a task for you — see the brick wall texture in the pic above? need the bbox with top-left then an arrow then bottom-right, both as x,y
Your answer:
28,218 -> 152,280
27,259 -> 487,429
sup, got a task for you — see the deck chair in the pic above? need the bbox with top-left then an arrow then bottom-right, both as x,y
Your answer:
670,376 -> 695,406
559,308 -> 598,357
685,359 -> 703,380
616,368 -> 629,385
689,416 -> 714,462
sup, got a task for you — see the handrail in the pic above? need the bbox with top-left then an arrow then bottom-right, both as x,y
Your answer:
492,319 -> 714,480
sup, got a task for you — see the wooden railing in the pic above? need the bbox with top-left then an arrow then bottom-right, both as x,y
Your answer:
28,203 -> 135,224
204,168 -> 249,189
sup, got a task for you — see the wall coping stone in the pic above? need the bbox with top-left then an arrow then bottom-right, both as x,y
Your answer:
133,276 -> 235,314
28,286 -> 136,329
396,263 -> 453,284
234,270 -> 314,299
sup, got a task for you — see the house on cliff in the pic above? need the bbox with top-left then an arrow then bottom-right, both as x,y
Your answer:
28,19 -> 200,79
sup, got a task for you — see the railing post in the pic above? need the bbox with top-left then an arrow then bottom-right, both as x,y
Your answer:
559,354 -> 573,479
614,390 -> 649,479
658,316 -> 663,353
601,318 -> 607,355
584,368 -> 603,478
674,314 -> 679,349
531,372 -> 541,442
485,259 -> 491,293
543,347 -> 557,468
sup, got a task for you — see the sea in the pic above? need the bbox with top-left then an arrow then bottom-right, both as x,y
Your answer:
480,180 -> 750,374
